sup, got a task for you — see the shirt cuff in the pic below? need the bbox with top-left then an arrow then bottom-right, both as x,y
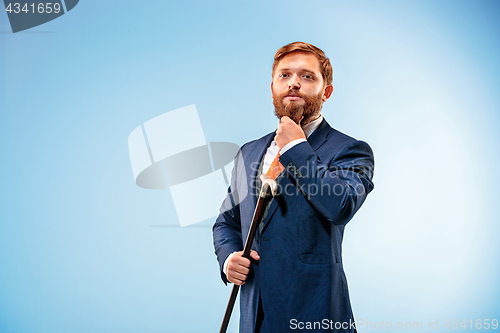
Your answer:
280,138 -> 307,155
223,251 -> 238,283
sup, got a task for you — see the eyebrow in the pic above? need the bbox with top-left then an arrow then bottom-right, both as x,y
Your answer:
277,68 -> 317,76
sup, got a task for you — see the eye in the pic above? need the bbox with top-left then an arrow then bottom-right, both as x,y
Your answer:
279,73 -> 289,78
303,74 -> 314,80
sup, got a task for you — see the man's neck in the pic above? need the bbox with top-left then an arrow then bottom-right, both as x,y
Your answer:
301,114 -> 321,127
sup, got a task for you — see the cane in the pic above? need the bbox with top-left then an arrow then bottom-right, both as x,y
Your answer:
219,174 -> 278,333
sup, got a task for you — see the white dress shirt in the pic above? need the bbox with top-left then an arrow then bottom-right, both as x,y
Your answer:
223,115 -> 324,280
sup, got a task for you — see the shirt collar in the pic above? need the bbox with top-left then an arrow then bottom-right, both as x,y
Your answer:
302,115 -> 323,138
271,114 -> 324,149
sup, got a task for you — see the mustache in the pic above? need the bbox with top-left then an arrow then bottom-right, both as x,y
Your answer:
273,88 -> 324,125
279,89 -> 305,99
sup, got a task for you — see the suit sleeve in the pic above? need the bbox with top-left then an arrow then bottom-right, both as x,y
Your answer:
212,147 -> 245,285
278,139 -> 375,225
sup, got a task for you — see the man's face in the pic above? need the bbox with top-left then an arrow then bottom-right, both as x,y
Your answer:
271,51 -> 333,125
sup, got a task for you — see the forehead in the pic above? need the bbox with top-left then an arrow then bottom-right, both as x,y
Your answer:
275,51 -> 322,74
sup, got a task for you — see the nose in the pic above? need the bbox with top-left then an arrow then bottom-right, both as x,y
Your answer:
288,74 -> 300,89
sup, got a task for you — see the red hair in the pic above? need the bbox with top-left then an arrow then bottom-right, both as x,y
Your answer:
272,41 -> 333,86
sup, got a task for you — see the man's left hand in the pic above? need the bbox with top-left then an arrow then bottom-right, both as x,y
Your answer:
275,116 -> 306,149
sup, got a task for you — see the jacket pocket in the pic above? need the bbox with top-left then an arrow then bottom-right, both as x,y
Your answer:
298,253 -> 327,264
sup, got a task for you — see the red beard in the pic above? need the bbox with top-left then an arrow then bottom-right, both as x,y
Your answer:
273,89 -> 323,125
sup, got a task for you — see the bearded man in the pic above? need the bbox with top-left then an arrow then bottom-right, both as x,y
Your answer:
213,42 -> 375,333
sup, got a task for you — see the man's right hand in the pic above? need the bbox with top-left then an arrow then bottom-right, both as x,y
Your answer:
226,250 -> 260,285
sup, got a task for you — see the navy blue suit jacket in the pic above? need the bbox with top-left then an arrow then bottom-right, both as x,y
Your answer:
213,118 -> 374,332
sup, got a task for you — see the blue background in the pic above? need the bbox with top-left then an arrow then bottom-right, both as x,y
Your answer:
1,0 -> 499,332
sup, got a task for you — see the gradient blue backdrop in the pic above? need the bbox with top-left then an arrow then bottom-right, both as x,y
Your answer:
1,0 -> 499,332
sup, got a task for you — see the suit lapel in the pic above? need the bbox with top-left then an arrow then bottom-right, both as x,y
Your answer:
261,118 -> 333,233
247,132 -> 275,209
307,118 -> 331,151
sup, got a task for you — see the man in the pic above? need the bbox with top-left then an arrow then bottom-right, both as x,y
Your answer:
213,42 -> 374,333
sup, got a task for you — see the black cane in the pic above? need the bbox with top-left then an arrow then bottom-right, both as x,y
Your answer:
219,174 -> 278,333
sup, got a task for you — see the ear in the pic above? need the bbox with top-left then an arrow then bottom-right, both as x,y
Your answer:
322,84 -> 334,102
271,81 -> 274,98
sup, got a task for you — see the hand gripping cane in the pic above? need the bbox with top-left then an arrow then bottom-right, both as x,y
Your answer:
219,174 -> 278,333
